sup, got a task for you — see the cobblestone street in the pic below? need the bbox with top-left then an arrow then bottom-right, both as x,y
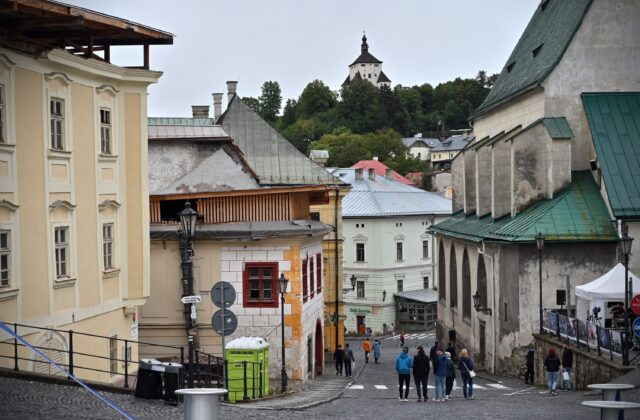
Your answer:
1,336 -> 638,419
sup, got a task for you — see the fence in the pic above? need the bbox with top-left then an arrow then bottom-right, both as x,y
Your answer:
542,310 -> 626,360
0,322 -> 267,400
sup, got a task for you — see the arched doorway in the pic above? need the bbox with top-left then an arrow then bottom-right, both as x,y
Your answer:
315,320 -> 323,375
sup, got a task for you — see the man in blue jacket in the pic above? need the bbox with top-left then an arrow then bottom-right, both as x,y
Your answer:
395,346 -> 413,402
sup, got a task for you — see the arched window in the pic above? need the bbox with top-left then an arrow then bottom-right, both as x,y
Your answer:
462,248 -> 471,319
438,241 -> 446,303
478,254 -> 487,308
449,245 -> 457,308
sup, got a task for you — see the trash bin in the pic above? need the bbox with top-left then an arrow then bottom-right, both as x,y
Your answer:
134,359 -> 163,399
161,362 -> 183,405
225,337 -> 269,402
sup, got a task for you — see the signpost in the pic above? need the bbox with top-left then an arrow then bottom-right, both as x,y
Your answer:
631,294 -> 640,316
211,281 -> 237,395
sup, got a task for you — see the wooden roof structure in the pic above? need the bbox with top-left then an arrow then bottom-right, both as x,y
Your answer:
0,0 -> 173,69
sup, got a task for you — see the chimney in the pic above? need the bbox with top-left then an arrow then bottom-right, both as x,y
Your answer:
355,168 -> 364,180
212,92 -> 223,121
385,168 -> 393,179
226,81 -> 238,104
415,133 -> 422,138
191,105 -> 209,119
368,168 -> 375,180
373,156 -> 379,161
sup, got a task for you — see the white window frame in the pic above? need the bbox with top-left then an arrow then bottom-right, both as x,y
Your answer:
397,278 -> 403,292
422,240 -> 429,259
100,108 -> 112,155
0,230 -> 9,287
54,226 -> 69,278
356,280 -> 365,298
50,97 -> 65,150
102,223 -> 114,270
356,242 -> 365,262
396,242 -> 403,261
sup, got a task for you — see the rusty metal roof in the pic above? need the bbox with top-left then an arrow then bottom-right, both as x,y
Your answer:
148,124 -> 230,140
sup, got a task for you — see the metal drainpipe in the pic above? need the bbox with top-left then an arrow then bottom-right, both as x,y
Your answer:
334,188 -> 340,349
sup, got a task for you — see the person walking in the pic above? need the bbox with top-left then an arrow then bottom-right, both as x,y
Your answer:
458,349 -> 474,400
412,346 -> 430,402
373,339 -> 381,364
445,342 -> 457,363
344,343 -> 355,377
395,346 -> 413,402
524,347 -> 535,385
561,345 -> 573,391
544,348 -> 561,396
445,352 -> 456,400
400,330 -> 405,347
434,350 -> 449,401
430,341 -> 439,364
362,337 -> 373,364
334,344 -> 345,376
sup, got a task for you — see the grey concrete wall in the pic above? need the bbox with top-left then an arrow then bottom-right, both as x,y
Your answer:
492,140 -> 511,218
544,0 -> 640,170
463,150 -> 476,214
549,139 -> 572,196
512,125 -> 548,214
475,146 -> 492,216
451,156 -> 464,212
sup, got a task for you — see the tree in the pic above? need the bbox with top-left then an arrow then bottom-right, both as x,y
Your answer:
242,96 -> 260,113
258,81 -> 282,123
281,99 -> 298,127
297,80 -> 337,118
338,78 -> 384,133
379,85 -> 408,135
282,118 -> 327,154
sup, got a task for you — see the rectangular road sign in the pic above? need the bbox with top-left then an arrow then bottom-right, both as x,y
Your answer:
181,295 -> 202,304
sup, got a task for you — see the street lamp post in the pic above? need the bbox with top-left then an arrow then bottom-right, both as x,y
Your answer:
278,273 -> 289,392
620,228 -> 634,366
179,201 -> 199,388
536,232 -> 545,335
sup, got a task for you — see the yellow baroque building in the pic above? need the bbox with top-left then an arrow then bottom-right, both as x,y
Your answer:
0,0 -> 172,384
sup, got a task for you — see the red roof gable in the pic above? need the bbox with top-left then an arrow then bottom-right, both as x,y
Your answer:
351,160 -> 414,185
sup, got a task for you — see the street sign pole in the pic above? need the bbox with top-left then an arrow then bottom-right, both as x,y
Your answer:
220,282 -> 226,392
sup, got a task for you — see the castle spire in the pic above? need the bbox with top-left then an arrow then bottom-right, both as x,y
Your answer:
361,31 -> 368,53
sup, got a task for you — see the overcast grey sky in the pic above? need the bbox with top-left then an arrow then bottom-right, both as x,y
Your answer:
65,0 -> 539,117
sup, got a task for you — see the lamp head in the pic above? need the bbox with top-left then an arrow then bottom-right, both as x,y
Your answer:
535,232 -> 545,251
278,273 -> 289,295
179,201 -> 198,239
350,274 -> 357,290
473,291 -> 481,310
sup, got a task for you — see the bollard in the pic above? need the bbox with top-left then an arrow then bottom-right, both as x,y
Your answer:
175,388 -> 227,420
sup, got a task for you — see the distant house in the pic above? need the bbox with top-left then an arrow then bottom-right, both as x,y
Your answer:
429,134 -> 474,169
142,113 -> 334,381
333,167 -> 451,335
402,135 -> 440,161
405,172 -> 423,188
342,33 -> 391,89
351,159 -> 414,185
431,0 -> 638,375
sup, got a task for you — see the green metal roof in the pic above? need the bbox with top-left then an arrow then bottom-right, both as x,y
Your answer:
542,117 -> 574,139
432,172 -> 617,244
582,92 -> 640,218
148,117 -> 216,126
471,0 -> 592,119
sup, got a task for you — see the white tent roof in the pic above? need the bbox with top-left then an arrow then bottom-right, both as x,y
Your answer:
225,336 -> 268,350
575,263 -> 640,301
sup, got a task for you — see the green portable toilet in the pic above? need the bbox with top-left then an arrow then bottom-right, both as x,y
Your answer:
225,337 -> 269,401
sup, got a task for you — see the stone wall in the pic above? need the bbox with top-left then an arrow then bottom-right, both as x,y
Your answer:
533,334 -> 633,389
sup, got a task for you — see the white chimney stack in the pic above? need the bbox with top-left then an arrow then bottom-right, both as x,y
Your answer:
212,92 -> 223,121
226,81 -> 238,104
355,168 -> 364,180
368,168 -> 375,180
191,105 -> 209,119
385,168 -> 392,179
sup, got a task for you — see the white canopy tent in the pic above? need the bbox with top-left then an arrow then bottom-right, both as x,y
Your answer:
575,263 -> 640,321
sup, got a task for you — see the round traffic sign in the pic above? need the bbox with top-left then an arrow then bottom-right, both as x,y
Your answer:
212,309 -> 237,336
633,317 -> 640,338
631,294 -> 640,316
211,281 -> 236,309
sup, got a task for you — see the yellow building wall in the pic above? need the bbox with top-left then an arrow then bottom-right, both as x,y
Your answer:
0,47 -> 161,384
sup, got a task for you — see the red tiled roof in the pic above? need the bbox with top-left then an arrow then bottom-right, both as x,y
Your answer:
405,172 -> 423,186
350,160 -> 414,185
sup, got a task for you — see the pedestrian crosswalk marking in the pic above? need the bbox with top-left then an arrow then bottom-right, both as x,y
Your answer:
347,383 -> 508,391
383,333 -> 435,341
487,383 -> 508,389
348,385 -> 364,390
473,384 -> 486,389
374,385 -> 388,390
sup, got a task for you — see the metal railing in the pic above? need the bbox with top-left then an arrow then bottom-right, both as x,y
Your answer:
0,322 -> 267,400
541,310 -> 636,361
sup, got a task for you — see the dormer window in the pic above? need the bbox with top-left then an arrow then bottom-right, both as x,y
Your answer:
541,0 -> 550,11
506,61 -> 516,73
532,44 -> 543,57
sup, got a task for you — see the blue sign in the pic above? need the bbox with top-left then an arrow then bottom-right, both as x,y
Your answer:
633,317 -> 640,338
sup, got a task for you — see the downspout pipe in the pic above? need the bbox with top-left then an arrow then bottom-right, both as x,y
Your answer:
335,188 -> 340,349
